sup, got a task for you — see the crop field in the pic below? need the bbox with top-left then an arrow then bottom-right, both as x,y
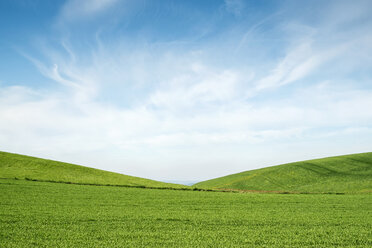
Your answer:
1,179 -> 371,247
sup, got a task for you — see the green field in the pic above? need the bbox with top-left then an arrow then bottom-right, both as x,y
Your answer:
1,151 -> 372,247
0,151 -> 186,189
1,179 -> 371,247
195,153 -> 372,193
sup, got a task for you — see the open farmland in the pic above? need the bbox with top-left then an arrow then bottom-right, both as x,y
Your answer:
1,179 -> 371,247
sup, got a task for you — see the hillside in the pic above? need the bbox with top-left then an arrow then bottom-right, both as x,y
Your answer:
194,153 -> 372,193
0,151 -> 187,189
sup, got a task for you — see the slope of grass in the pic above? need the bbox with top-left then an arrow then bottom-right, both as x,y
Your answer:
0,151 -> 187,189
1,179 -> 371,247
194,152 -> 372,193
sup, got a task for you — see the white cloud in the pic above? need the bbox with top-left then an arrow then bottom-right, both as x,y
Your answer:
225,0 -> 244,16
2,66 -> 372,181
59,0 -> 120,22
149,66 -> 239,110
2,0 -> 372,181
254,41 -> 346,91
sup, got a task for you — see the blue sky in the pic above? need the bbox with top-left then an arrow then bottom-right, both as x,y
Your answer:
1,0 -> 372,182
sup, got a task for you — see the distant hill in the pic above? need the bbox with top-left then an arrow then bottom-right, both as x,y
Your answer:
194,153 -> 372,193
0,151 -> 187,189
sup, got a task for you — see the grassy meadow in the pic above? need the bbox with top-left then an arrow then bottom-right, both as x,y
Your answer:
195,153 -> 372,193
1,151 -> 372,247
0,151 -> 186,189
1,179 -> 371,247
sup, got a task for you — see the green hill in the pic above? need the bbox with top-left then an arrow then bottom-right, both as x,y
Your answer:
194,153 -> 372,193
0,151 -> 187,189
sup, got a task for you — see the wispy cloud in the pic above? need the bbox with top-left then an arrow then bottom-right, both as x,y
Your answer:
224,0 -> 245,17
254,41 -> 341,91
59,0 -> 120,23
2,0 -> 372,181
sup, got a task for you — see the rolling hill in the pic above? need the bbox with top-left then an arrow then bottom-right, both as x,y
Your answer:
194,153 -> 372,193
0,151 -> 187,189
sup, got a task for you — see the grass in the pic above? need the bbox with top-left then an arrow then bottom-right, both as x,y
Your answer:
194,152 -> 372,193
1,178 -> 371,247
0,151 -> 187,189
